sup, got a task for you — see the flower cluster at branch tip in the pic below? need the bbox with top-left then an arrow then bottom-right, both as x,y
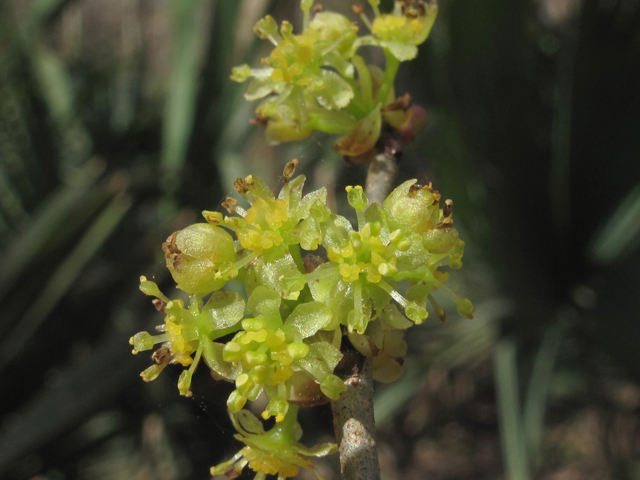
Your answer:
131,157 -> 473,478
130,2 -> 472,478
232,0 -> 436,160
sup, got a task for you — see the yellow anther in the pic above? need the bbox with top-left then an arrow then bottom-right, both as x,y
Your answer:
369,236 -> 385,253
340,243 -> 354,258
174,353 -> 193,367
165,320 -> 182,335
327,246 -> 344,263
339,263 -> 360,282
371,251 -> 385,266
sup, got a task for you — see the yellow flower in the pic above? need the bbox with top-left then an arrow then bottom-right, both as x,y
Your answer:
211,407 -> 336,480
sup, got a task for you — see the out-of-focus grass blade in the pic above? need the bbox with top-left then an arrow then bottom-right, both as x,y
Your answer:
214,0 -> 269,190
0,164 -> 29,230
0,331 -> 140,475
494,338 -> 531,480
589,183 -> 640,264
161,0 -> 212,193
0,192 -> 132,371
32,45 -> 92,167
523,322 -> 563,466
0,160 -> 104,296
21,0 -> 70,39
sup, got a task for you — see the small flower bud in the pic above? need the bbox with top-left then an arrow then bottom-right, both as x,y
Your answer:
345,185 -> 369,211
405,301 -> 428,324
456,297 -> 475,319
230,64 -> 252,82
130,331 -> 155,353
163,223 -> 236,294
140,364 -> 167,382
177,370 -> 193,397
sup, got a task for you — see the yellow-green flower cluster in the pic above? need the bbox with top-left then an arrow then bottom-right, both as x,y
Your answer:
232,0 -> 437,158
222,286 -> 345,422
364,0 -> 439,61
131,160 -> 472,478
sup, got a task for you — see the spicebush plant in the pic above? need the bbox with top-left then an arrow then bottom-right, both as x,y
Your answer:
130,1 -> 473,478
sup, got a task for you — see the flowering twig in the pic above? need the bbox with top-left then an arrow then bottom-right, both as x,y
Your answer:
331,138 -> 400,480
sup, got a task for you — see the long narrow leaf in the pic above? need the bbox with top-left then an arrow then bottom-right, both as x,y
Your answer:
523,322 -> 563,466
0,160 -> 104,296
0,193 -> 132,371
161,0 -> 212,192
494,338 -> 531,480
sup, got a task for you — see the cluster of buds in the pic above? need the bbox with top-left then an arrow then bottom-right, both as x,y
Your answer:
231,0 -> 437,162
131,158 -> 472,479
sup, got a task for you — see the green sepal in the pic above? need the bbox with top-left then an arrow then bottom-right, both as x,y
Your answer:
201,337 -> 240,381
284,301 -> 333,338
247,286 -> 282,317
201,291 -> 245,330
309,69 -> 354,110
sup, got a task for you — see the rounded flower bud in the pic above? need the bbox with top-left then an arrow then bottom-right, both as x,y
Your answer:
163,223 -> 236,294
422,226 -> 459,254
382,179 -> 437,233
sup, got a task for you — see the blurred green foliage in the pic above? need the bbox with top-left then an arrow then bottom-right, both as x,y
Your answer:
0,0 -> 639,479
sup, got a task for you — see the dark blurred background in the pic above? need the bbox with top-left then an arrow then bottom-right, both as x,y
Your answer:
1,0 -> 639,479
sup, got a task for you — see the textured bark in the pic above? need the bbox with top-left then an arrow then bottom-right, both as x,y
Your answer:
331,355 -> 380,480
365,151 -> 400,205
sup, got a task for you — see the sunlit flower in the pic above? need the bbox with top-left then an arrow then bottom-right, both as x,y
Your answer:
231,3 -> 359,144
223,286 -> 345,421
356,0 -> 439,61
129,277 -> 245,396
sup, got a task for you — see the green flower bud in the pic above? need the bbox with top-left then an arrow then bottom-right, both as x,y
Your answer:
422,226 -> 459,254
163,223 -> 236,294
456,297 -> 475,319
383,179 -> 436,234
405,301 -> 428,324
129,331 -> 155,353
346,185 -> 369,211
230,64 -> 252,82
140,364 -> 167,382
177,370 -> 193,397
253,15 -> 280,43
